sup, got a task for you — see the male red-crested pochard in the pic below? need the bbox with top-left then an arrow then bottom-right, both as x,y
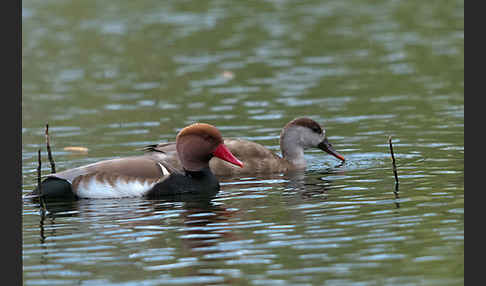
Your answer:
33,123 -> 243,199
144,117 -> 345,176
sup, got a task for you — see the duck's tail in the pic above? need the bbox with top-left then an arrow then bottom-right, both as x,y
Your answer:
31,177 -> 77,201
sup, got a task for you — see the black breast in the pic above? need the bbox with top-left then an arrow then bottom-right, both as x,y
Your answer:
145,167 -> 220,199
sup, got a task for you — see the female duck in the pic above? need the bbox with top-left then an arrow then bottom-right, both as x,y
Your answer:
146,117 -> 345,176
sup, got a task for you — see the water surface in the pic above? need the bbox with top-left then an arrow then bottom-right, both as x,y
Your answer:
23,0 -> 464,285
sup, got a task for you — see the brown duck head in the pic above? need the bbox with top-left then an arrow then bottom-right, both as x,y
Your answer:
176,123 -> 244,172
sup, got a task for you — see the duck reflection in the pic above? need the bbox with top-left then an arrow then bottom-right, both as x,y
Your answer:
25,192 -> 244,284
29,191 -> 243,283
31,190 -> 235,242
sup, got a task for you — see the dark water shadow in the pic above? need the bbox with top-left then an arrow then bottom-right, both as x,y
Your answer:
25,191 -> 244,284
28,191 -> 237,254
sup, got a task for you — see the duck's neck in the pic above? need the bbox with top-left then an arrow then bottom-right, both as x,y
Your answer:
184,167 -> 211,178
280,131 -> 306,169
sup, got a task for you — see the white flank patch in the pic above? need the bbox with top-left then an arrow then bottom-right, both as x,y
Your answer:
158,163 -> 170,176
76,176 -> 157,199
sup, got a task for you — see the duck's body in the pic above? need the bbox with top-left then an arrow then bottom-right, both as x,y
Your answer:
33,123 -> 242,200
211,138 -> 294,175
42,155 -> 172,199
146,117 -> 345,176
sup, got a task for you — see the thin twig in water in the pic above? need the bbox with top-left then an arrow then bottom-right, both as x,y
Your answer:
37,149 -> 47,213
388,136 -> 400,208
45,123 -> 56,174
388,136 -> 399,185
37,149 -> 42,191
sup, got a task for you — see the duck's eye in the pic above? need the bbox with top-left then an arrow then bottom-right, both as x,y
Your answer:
311,126 -> 322,134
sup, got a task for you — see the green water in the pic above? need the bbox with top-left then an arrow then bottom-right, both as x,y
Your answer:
22,0 -> 463,285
